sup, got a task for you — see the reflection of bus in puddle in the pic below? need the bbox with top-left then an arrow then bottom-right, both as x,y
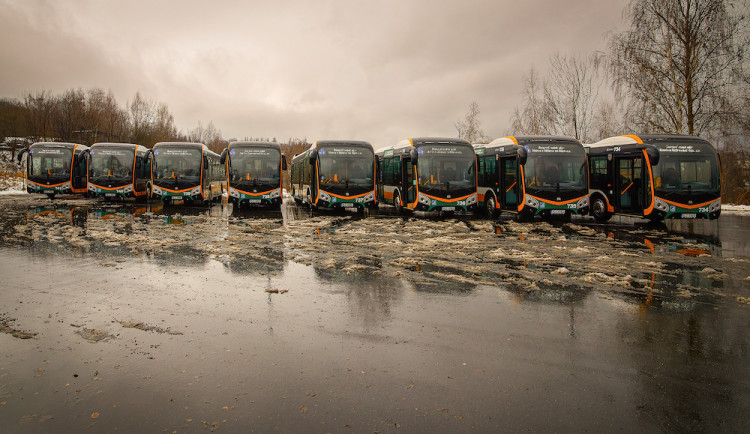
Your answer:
26,205 -> 88,226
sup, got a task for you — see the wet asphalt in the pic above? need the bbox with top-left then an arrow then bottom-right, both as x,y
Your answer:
0,195 -> 749,433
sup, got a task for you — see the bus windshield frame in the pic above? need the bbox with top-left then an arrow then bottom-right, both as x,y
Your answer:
416,144 -> 475,197
317,145 -> 374,188
89,147 -> 134,183
229,146 -> 281,187
522,143 -> 587,198
652,142 -> 720,200
29,147 -> 73,180
153,147 -> 202,184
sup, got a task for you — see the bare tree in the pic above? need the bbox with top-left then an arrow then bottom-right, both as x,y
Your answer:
545,52 -> 604,142
455,101 -> 486,143
23,91 -> 56,141
510,67 -> 556,135
608,0 -> 746,135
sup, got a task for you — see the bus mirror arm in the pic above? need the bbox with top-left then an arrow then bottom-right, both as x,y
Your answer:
282,154 -> 288,171
308,149 -> 317,164
517,147 -> 528,165
409,148 -> 418,165
17,148 -> 28,164
220,149 -> 227,164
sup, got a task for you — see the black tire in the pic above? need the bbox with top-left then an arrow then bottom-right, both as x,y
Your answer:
486,195 -> 498,218
591,197 -> 612,222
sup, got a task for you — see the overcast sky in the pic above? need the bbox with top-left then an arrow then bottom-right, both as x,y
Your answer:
0,0 -> 630,146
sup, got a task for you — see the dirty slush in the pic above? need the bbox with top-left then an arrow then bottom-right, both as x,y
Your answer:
1,195 -> 749,433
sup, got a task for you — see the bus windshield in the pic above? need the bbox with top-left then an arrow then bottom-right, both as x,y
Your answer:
417,144 -> 475,195
318,146 -> 374,187
90,148 -> 133,179
653,143 -> 720,196
229,147 -> 280,184
154,148 -> 202,182
29,147 -> 73,179
523,144 -> 587,191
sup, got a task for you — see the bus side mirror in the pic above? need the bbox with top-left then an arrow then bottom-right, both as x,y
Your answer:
282,154 -> 288,171
517,147 -> 528,165
409,148 -> 418,165
220,149 -> 227,164
17,148 -> 28,164
645,145 -> 660,166
308,149 -> 317,164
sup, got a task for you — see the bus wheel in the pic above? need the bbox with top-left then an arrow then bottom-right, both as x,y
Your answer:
591,197 -> 611,222
486,196 -> 498,218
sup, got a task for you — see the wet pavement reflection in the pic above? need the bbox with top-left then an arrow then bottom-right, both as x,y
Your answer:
0,194 -> 748,432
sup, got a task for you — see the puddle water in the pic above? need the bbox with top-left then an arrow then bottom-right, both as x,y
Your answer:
0,194 -> 748,432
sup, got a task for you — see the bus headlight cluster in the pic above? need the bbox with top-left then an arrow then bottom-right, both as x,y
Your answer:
525,195 -> 539,209
190,187 -> 201,196
229,187 -> 240,198
577,196 -> 589,209
363,192 -> 374,203
88,184 -> 96,192
123,185 -> 133,194
152,186 -> 163,196
466,193 -> 477,206
709,199 -> 721,213
654,197 -> 669,213
418,193 -> 431,206
269,189 -> 281,199
60,182 -> 71,191
318,191 -> 331,202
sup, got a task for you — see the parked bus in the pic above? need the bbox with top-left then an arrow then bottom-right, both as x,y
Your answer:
220,141 -> 287,210
376,138 -> 477,213
151,142 -> 225,205
473,136 -> 587,218
87,143 -> 152,200
586,134 -> 721,221
17,142 -> 89,198
290,140 -> 376,211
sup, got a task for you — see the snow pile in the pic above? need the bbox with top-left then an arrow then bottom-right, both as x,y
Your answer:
0,151 -> 25,194
722,204 -> 750,216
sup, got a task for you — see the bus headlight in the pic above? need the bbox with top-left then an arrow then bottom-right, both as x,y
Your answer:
319,191 -> 331,202
418,193 -> 431,206
709,199 -> 721,213
229,187 -> 240,198
654,197 -> 669,212
123,185 -> 133,194
466,193 -> 477,206
60,182 -> 71,191
269,189 -> 281,199
363,192 -> 374,203
577,196 -> 589,209
152,186 -> 163,196
190,187 -> 201,196
88,184 -> 96,192
525,195 -> 539,209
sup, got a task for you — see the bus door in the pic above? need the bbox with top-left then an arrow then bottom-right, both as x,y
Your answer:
501,157 -> 519,209
310,158 -> 318,202
616,157 -> 644,213
404,158 -> 415,205
73,152 -> 87,190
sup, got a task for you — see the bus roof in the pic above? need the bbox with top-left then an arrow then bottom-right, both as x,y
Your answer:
588,134 -> 711,148
228,141 -> 281,149
91,142 -> 145,151
489,135 -> 579,147
312,140 -> 372,148
376,137 -> 471,154
31,142 -> 82,148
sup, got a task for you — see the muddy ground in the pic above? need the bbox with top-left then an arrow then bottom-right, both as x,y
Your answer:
1,194 -> 749,433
